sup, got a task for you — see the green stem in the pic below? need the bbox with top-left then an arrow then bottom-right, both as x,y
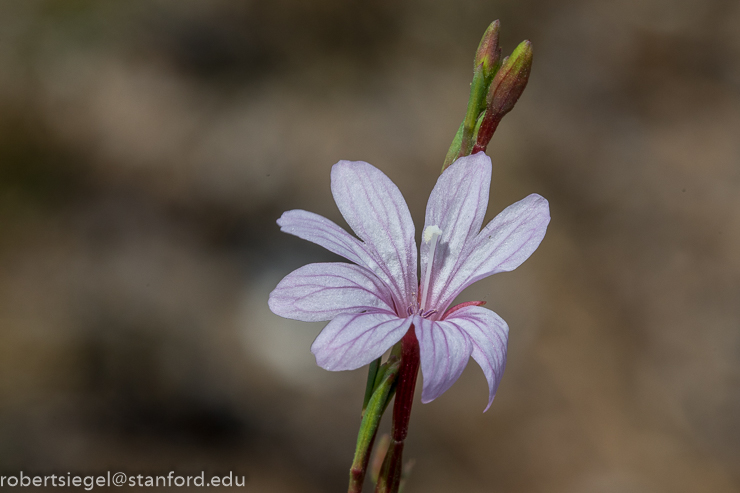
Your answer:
348,357 -> 400,493
362,357 -> 381,413
442,122 -> 464,171
457,69 -> 487,158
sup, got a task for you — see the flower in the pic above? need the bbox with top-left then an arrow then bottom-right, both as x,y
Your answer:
268,153 -> 550,410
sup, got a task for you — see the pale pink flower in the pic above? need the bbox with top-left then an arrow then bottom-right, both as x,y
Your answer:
269,153 -> 549,410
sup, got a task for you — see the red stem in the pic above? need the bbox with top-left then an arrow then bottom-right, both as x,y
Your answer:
392,328 -> 420,443
375,441 -> 404,492
375,327 -> 420,493
472,116 -> 501,154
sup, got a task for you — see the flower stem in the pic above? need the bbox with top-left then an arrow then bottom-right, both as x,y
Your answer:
362,357 -> 382,413
374,327 -> 420,493
349,357 -> 400,493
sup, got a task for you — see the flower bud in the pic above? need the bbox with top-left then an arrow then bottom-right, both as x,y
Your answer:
473,40 -> 532,153
443,23 -> 504,171
474,20 -> 502,81
487,40 -> 532,119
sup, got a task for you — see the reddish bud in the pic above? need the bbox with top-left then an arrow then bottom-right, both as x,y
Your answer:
473,40 -> 533,153
474,20 -> 502,80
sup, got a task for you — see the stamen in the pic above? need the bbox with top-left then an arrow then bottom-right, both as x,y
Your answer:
423,225 -> 443,243
420,225 -> 443,311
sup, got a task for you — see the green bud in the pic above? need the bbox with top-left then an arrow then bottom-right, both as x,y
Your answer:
448,26 -> 496,172
442,22 -> 508,171
488,40 -> 532,119
473,40 -> 533,153
474,20 -> 502,81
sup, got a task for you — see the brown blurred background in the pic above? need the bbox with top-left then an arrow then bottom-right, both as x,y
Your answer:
1,1 -> 738,491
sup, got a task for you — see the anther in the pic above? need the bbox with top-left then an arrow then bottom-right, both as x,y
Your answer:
421,309 -> 438,319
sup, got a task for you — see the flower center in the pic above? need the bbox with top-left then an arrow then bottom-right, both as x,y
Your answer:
405,306 -> 438,319
420,225 -> 442,312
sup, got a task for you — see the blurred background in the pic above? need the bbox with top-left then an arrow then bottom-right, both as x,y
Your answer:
1,0 -> 739,491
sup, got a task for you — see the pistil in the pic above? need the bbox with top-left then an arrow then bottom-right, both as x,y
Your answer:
420,225 -> 442,311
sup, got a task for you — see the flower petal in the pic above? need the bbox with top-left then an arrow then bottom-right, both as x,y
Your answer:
269,263 -> 394,322
331,161 -> 417,310
312,311 -> 412,371
277,209 -> 371,266
278,209 -> 406,309
414,315 -> 473,403
444,305 -> 509,411
437,193 -> 550,312
421,153 -> 491,311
